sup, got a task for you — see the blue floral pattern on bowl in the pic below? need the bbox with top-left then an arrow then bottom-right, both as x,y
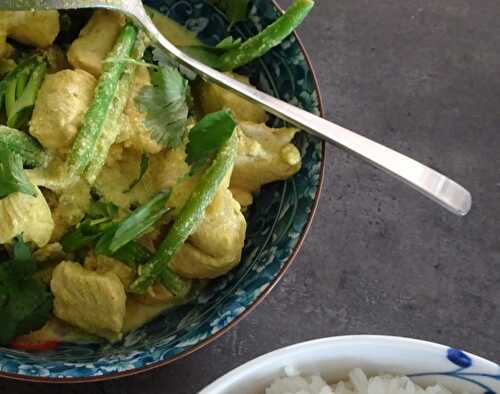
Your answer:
0,0 -> 324,381
410,349 -> 500,394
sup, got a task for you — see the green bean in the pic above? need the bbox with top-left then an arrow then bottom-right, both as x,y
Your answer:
129,133 -> 238,294
84,32 -> 147,184
67,23 -> 138,178
219,0 -> 314,71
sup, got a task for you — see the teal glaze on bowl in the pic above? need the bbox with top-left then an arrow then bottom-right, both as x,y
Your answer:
0,0 -> 324,381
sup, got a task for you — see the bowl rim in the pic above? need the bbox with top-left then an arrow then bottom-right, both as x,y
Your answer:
199,335 -> 500,394
0,1 -> 326,384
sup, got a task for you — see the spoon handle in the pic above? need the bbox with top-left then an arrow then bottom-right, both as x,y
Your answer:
1,0 -> 472,215
131,7 -> 470,216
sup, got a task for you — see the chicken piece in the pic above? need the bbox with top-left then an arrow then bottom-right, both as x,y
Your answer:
30,69 -> 97,154
0,186 -> 54,247
0,11 -> 60,57
231,122 -> 302,194
51,261 -> 127,342
196,73 -> 268,123
51,180 -> 91,241
123,296 -> 174,334
84,255 -> 135,289
230,187 -> 254,210
117,67 -> 163,154
170,188 -> 247,279
68,10 -> 125,77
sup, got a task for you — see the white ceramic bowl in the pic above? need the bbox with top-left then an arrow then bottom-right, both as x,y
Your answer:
199,336 -> 500,394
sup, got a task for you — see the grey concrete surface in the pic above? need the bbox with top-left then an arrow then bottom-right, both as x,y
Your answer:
2,0 -> 499,392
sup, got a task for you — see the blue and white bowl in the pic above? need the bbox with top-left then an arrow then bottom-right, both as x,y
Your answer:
0,0 -> 325,382
200,336 -> 500,394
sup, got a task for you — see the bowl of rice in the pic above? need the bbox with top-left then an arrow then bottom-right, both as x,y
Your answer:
199,335 -> 500,394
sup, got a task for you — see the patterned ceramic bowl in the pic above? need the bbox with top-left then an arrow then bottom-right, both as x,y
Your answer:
0,0 -> 324,383
200,336 -> 500,394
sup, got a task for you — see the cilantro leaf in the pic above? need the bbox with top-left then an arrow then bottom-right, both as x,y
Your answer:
209,0 -> 250,26
0,238 -> 52,345
186,110 -> 236,174
135,65 -> 190,149
11,237 -> 37,278
13,237 -> 33,264
152,47 -> 198,81
0,277 -> 52,345
0,145 -> 37,200
151,47 -> 173,68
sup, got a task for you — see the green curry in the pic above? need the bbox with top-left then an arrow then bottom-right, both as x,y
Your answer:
0,1 -> 313,348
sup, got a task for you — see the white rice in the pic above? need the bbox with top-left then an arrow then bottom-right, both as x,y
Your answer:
265,368 -> 458,394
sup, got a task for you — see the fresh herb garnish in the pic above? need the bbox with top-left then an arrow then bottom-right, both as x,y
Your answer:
126,153 -> 149,192
209,0 -> 250,27
63,191 -> 171,259
61,198 -> 118,253
97,190 -> 171,254
60,217 -> 115,253
135,65 -> 190,149
0,145 -> 37,200
186,110 -> 237,174
0,238 -> 53,345
62,191 -> 189,295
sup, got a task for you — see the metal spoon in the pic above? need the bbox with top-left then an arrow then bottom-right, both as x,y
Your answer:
3,0 -> 472,216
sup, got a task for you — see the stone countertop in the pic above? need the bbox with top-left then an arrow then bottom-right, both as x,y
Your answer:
2,0 -> 499,392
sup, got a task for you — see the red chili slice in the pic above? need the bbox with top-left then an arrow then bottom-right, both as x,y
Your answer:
10,340 -> 60,351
